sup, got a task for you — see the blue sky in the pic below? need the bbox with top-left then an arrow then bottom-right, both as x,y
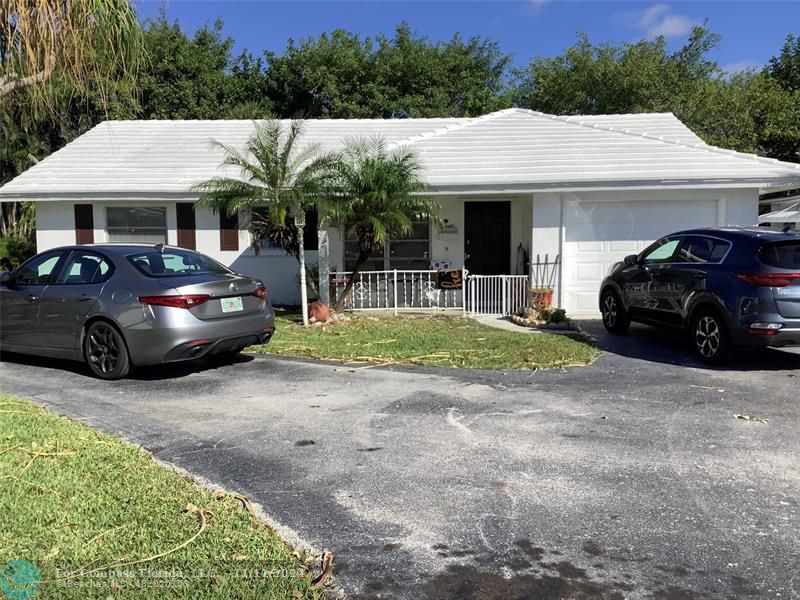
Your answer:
133,1 -> 800,74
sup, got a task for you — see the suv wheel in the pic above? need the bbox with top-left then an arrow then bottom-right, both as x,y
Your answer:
600,289 -> 630,334
691,309 -> 731,365
84,321 -> 131,380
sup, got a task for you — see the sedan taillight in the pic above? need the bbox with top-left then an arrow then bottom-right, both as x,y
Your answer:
736,273 -> 800,287
252,285 -> 268,300
138,294 -> 210,309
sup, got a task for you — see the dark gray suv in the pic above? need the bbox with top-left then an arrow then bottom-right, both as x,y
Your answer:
0,244 -> 275,379
599,227 -> 800,364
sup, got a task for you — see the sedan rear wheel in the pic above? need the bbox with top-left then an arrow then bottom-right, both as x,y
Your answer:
84,321 -> 131,380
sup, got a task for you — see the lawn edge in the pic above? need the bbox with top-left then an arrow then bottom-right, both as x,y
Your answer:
150,456 -> 346,599
2,394 -> 346,600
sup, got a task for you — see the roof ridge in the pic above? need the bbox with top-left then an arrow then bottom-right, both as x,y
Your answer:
96,116 -> 471,125
514,109 -> 800,172
387,108 -> 517,150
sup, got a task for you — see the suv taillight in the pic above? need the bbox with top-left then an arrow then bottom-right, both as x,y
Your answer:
138,294 -> 210,308
736,273 -> 800,287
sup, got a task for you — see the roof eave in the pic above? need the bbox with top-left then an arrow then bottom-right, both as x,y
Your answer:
2,177 -> 798,202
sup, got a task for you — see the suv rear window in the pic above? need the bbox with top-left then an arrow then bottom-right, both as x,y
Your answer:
759,242 -> 800,269
127,249 -> 232,278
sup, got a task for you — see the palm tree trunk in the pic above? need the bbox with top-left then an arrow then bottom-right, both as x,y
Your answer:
296,215 -> 310,326
333,250 -> 370,311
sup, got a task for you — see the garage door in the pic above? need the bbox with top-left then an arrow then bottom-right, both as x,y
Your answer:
562,199 -> 718,317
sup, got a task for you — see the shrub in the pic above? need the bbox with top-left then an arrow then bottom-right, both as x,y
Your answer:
0,236 -> 36,271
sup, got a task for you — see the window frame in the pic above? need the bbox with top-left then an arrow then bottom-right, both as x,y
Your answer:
344,220 -> 432,272
55,250 -> 115,285
11,251 -> 68,287
639,236 -> 682,265
126,248 -> 234,279
106,206 -> 168,244
675,235 -> 733,266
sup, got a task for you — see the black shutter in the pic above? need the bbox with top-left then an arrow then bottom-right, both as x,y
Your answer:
176,203 -> 196,250
74,204 -> 94,244
219,211 -> 239,251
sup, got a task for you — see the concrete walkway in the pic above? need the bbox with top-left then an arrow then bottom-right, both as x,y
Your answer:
473,314 -> 540,333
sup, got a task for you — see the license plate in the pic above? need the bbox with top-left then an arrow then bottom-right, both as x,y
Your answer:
221,296 -> 243,313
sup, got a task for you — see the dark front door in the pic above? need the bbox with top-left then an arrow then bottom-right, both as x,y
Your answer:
464,202 -> 510,275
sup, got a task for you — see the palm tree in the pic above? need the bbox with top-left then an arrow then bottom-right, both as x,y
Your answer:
194,119 -> 336,326
1,0 -> 143,108
328,137 -> 439,310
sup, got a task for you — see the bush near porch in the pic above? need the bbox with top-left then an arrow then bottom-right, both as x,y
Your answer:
252,310 -> 598,369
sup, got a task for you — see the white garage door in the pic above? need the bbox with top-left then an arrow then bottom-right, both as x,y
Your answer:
562,199 -> 718,317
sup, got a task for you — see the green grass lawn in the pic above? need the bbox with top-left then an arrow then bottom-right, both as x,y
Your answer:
252,310 -> 598,370
0,395 -> 324,600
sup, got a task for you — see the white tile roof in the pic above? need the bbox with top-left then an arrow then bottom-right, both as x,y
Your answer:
2,108 -> 798,199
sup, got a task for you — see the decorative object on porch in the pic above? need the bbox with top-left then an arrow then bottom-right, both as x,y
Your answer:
529,253 -> 560,309
436,269 -> 464,290
309,300 -> 331,323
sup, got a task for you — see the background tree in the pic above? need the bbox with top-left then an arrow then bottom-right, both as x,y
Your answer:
327,138 -> 438,309
139,14 -> 272,119
0,0 -> 143,111
512,26 -> 799,163
194,119 -> 336,325
266,23 -> 512,118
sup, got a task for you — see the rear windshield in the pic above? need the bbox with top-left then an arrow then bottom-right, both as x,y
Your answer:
127,249 -> 233,278
759,242 -> 800,270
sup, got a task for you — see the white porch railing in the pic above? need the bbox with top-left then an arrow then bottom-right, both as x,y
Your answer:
466,274 -> 529,316
329,270 -> 530,316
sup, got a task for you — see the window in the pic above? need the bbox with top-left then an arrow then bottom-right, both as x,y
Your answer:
642,238 -> 680,264
127,249 -> 232,278
253,207 -> 319,252
676,236 -> 731,264
344,220 -> 430,271
759,242 -> 800,269
58,252 -> 113,284
13,252 -> 64,285
107,207 -> 167,243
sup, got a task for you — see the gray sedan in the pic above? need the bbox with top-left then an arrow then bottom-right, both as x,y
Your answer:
0,244 -> 275,379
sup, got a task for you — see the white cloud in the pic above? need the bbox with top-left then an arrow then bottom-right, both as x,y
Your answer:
721,61 -> 763,76
529,0 -> 551,14
639,4 -> 671,29
628,3 -> 698,39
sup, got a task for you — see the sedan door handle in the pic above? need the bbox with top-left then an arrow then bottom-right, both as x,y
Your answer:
25,294 -> 38,302
76,294 -> 96,302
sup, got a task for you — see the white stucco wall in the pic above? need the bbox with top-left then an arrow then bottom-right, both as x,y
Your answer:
35,201 -> 309,306
33,187 -> 759,312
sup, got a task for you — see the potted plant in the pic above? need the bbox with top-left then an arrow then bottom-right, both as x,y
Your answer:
530,286 -> 554,309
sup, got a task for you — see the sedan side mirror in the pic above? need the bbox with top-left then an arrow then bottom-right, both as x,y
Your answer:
623,254 -> 639,267
0,271 -> 11,286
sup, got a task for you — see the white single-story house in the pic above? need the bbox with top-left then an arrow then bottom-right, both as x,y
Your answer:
2,108 -> 799,317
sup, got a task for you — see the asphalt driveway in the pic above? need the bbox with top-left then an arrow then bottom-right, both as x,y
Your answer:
1,321 -> 799,599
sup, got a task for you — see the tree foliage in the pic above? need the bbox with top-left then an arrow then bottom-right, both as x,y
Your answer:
139,13 -> 271,119
513,26 -> 799,162
266,23 -> 512,118
325,137 -> 439,308
194,119 -> 339,323
0,0 -> 143,113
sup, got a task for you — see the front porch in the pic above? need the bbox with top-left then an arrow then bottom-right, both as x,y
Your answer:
321,194 -> 555,316
327,270 -> 537,317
